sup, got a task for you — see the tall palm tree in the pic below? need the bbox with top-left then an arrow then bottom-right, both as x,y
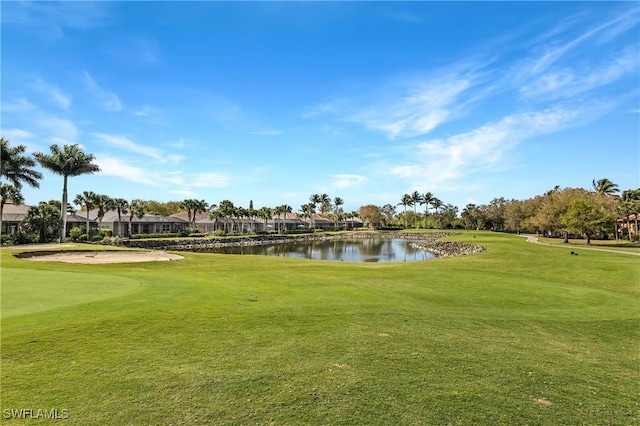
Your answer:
398,194 -> 411,229
34,144 -> 100,242
0,184 -> 24,234
73,191 -> 97,238
309,194 -> 321,229
0,138 -> 42,189
422,192 -> 434,217
112,198 -> 130,237
191,199 -> 209,230
430,197 -> 443,228
320,193 -> 331,216
333,197 -> 344,229
410,191 -> 423,229
128,199 -> 146,236
218,200 -> 235,234
592,178 -> 619,196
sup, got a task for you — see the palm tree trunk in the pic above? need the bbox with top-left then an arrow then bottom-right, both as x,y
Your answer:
60,176 -> 68,242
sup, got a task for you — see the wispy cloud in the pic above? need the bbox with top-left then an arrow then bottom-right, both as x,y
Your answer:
92,133 -> 182,164
35,117 -> 78,143
106,36 -> 163,67
82,71 -> 123,111
96,155 -> 158,186
249,129 -> 283,136
1,1 -> 110,40
33,77 -> 71,111
2,128 -> 35,142
330,174 -> 368,189
1,98 -> 36,112
388,103 -> 614,191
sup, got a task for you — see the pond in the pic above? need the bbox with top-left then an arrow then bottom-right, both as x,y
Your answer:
200,238 -> 436,262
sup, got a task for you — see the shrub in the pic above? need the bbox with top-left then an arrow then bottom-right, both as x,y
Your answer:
70,227 -> 83,242
214,230 -> 226,237
9,230 -> 36,245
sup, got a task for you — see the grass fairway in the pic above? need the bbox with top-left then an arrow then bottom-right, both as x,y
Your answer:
1,232 -> 638,425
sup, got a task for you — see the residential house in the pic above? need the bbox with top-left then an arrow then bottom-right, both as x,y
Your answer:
77,209 -> 189,236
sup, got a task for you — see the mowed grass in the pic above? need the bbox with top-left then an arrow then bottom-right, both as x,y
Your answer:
1,232 -> 638,425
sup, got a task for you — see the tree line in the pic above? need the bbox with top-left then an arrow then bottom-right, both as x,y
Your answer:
2,138 -> 638,244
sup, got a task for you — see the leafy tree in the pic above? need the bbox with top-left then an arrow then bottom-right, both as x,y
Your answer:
380,204 -> 397,227
74,191 -> 97,236
23,201 -> 62,242
561,199 -> 614,245
0,138 -> 42,189
359,205 -> 383,229
461,204 -> 485,230
34,144 -> 100,242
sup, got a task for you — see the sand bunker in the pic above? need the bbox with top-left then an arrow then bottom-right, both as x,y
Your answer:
19,250 -> 184,264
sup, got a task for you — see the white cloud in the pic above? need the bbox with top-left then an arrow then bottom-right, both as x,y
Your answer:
92,133 -> 182,164
388,104 -> 613,191
96,155 -> 158,186
33,77 -> 71,111
330,174 -> 368,189
82,71 -> 123,111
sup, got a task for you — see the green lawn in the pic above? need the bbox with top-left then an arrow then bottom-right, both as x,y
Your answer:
1,232 -> 638,425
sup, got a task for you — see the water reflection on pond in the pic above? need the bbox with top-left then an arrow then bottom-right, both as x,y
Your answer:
200,238 -> 435,262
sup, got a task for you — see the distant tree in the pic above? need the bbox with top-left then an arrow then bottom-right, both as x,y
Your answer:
592,178 -> 619,196
398,194 -> 411,229
0,138 -> 42,189
359,204 -> 383,229
309,194 -> 321,229
320,193 -> 332,216
333,197 -> 344,229
74,191 -> 97,236
94,194 -> 115,227
422,192 -> 434,223
561,199 -> 613,245
410,191 -> 423,229
380,203 -> 397,227
23,201 -> 62,242
258,206 -> 272,232
34,144 -> 100,242
461,204 -> 485,231
112,198 -> 129,237
128,199 -> 146,236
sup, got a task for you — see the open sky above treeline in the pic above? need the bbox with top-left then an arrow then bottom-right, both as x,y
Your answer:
2,2 -> 639,211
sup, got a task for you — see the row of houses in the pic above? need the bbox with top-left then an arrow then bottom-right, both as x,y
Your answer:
1,203 -> 364,236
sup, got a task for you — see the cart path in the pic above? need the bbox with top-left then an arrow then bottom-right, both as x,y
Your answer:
524,235 -> 640,256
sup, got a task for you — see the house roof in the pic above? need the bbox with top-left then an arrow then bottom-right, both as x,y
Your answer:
78,209 -> 189,224
1,203 -> 31,222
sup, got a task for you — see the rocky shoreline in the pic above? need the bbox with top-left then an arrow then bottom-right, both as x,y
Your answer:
121,232 -> 485,258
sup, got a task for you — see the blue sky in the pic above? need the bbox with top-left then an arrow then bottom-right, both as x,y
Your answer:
2,2 -> 639,213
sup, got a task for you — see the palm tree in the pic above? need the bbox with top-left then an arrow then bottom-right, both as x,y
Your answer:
333,197 -> 344,229
410,191 -> 423,229
430,197 -> 443,229
23,201 -> 62,243
422,192 -> 434,219
218,200 -> 235,234
34,144 -> 100,242
128,199 -> 146,236
0,184 -> 24,234
309,194 -> 321,229
0,138 -> 42,189
320,193 -> 331,216
192,199 -> 209,230
94,194 -> 114,228
112,198 -> 130,237
592,178 -> 619,196
398,194 -> 411,229
73,191 -> 97,237
208,204 -> 222,233
258,206 -> 272,232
